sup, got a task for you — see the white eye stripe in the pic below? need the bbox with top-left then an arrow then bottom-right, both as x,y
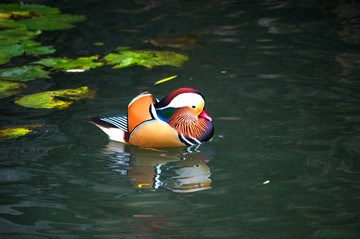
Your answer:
165,93 -> 204,109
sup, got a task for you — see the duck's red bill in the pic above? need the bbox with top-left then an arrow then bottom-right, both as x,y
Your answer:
199,110 -> 212,121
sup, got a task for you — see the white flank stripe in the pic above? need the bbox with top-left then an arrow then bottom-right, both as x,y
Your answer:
190,137 -> 202,145
180,134 -> 194,146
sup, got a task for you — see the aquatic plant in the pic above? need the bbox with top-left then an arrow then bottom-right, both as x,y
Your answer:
0,80 -> 25,98
15,86 -> 95,109
0,124 -> 41,141
104,47 -> 188,69
0,65 -> 49,82
34,56 -> 103,72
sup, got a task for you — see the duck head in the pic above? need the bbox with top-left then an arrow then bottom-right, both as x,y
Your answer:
155,88 -> 214,142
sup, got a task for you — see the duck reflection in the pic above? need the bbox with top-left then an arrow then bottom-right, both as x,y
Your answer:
105,141 -> 214,193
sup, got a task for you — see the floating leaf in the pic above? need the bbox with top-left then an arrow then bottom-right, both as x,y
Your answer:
0,3 -> 60,16
147,34 -> 202,49
34,56 -> 103,71
24,40 -> 55,55
0,13 -> 12,19
0,11 -> 36,20
0,19 -> 27,31
18,14 -> 86,31
0,124 -> 41,141
15,86 -> 95,109
104,49 -> 188,69
0,43 -> 24,56
0,80 -> 25,98
0,49 -> 12,65
154,75 -> 177,85
0,27 -> 39,46
0,65 -> 50,82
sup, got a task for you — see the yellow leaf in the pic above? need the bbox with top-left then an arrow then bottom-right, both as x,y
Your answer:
154,75 -> 177,85
263,180 -> 270,184
0,124 -> 41,141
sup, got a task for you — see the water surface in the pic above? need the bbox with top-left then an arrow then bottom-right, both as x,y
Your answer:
1,0 -> 360,238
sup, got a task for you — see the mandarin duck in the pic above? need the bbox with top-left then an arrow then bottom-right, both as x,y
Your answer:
88,88 -> 214,147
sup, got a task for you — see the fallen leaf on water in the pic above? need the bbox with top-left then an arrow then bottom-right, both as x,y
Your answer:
0,80 -> 26,99
0,124 -> 41,141
0,49 -> 12,65
263,180 -> 270,184
0,3 -> 60,16
18,14 -> 86,31
34,56 -> 103,71
15,86 -> 95,109
103,48 -> 188,69
24,40 -> 55,55
154,75 -> 177,85
0,65 -> 50,82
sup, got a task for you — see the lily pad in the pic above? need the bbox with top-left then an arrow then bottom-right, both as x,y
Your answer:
0,19 -> 27,31
34,56 -> 103,71
0,27 -> 40,45
0,80 -> 25,98
103,49 -> 188,69
0,49 -> 12,65
18,14 -> 86,31
0,65 -> 50,82
0,3 -> 60,16
0,18 -> 54,65
0,124 -> 41,141
24,40 -> 55,55
15,86 -> 95,109
0,43 -> 24,56
0,4 -> 85,66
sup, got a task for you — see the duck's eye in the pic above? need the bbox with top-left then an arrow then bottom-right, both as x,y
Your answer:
192,105 -> 196,109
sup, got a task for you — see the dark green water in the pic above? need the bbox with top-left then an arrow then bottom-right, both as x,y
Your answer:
1,0 -> 360,238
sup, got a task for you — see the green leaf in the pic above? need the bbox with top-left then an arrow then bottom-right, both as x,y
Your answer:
0,3 -> 60,15
18,14 -> 86,31
25,45 -> 55,55
34,56 -> 103,71
0,44 -> 24,56
0,29 -> 39,45
15,86 -> 95,109
0,80 -> 26,98
0,65 -> 50,82
103,49 -> 188,69
0,49 -> 12,65
24,40 -> 55,55
0,124 -> 42,141
0,19 -> 27,31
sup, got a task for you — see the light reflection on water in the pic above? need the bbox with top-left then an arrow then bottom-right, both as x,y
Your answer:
1,0 -> 360,238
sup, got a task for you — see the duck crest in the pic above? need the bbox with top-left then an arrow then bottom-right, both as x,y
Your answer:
155,88 -> 204,108
167,107 -> 207,139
